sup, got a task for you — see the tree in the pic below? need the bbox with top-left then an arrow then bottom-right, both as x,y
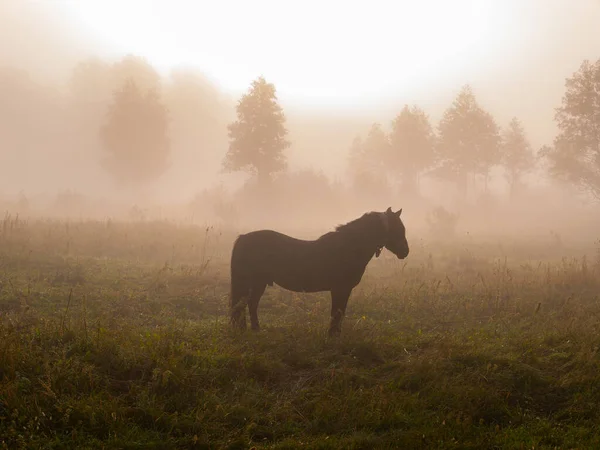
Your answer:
347,123 -> 388,179
501,117 -> 535,199
278,168 -> 339,218
346,125 -> 391,203
69,55 -> 161,119
436,85 -> 500,197
223,76 -> 290,185
100,79 -> 170,186
363,123 -> 390,167
110,54 -> 161,94
388,105 -> 436,195
542,59 -> 600,199
347,135 -> 365,178
68,55 -> 164,167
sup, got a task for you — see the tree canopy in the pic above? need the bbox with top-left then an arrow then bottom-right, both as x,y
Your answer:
223,76 -> 290,184
436,85 -> 500,196
100,79 -> 170,186
346,124 -> 392,203
388,105 -> 436,194
501,117 -> 535,198
542,59 -> 600,199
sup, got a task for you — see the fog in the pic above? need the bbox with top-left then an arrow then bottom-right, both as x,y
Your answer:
1,0 -> 600,243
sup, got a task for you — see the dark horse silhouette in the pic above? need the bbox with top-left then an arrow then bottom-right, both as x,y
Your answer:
229,207 -> 409,336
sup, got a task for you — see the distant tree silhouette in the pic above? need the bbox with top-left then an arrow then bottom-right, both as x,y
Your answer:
436,85 -> 500,197
70,55 -> 161,107
347,135 -> 366,179
542,59 -> 600,199
348,124 -> 388,177
69,56 -> 164,167
278,168 -> 339,217
70,55 -> 161,112
501,117 -> 535,199
110,54 -> 161,94
223,76 -> 290,185
100,79 -> 170,186
347,125 -> 391,203
363,123 -> 390,166
388,105 -> 436,195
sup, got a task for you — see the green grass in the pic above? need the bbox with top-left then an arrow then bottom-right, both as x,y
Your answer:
1,215 -> 600,449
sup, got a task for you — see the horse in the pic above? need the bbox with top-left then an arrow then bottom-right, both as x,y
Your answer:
229,207 -> 409,336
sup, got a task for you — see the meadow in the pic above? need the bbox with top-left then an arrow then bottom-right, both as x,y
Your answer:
1,213 -> 600,449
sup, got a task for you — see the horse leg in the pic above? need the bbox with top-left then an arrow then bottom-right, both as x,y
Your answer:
328,288 -> 351,337
248,283 -> 267,331
231,282 -> 251,330
231,292 -> 249,329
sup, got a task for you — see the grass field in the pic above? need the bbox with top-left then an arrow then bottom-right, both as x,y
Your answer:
1,214 -> 600,449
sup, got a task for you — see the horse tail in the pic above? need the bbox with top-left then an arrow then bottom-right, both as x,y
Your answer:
230,234 -> 248,327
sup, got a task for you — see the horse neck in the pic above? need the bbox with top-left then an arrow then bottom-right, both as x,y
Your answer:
337,225 -> 383,258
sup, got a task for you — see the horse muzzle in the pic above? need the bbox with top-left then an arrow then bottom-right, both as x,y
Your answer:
398,247 -> 409,259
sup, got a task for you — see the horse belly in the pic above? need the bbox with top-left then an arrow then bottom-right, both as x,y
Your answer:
269,260 -> 332,293
274,279 -> 330,293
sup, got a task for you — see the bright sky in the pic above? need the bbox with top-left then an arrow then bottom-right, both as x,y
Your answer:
60,0 -> 522,106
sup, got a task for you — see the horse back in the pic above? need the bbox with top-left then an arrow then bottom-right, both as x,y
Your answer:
231,229 -> 367,292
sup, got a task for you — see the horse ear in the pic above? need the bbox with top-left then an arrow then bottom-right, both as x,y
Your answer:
386,207 -> 392,214
396,208 -> 402,216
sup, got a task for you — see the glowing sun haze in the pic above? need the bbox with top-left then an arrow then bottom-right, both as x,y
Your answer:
62,0 -> 518,106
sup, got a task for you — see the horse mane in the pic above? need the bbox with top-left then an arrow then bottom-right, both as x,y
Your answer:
333,211 -> 381,235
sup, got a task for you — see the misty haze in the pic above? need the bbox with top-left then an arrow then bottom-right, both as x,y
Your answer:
1,0 -> 600,448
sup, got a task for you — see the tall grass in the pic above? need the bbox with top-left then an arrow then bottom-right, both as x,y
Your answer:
1,216 -> 600,448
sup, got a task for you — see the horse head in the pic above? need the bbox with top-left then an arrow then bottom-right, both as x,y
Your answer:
380,207 -> 409,259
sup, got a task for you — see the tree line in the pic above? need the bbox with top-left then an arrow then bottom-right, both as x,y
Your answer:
0,54 -> 227,193
2,54 -> 600,203
223,59 -> 600,203
346,86 -> 534,201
